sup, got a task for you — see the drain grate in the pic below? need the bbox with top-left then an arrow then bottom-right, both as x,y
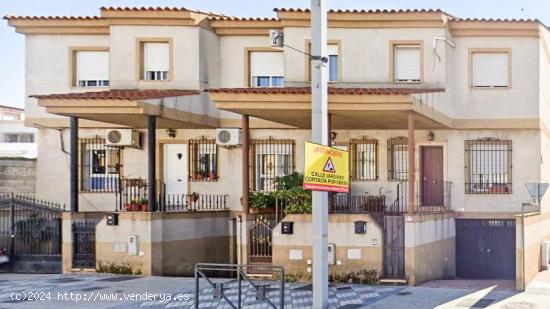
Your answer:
338,305 -> 364,309
397,291 -> 412,296
79,286 -> 105,292
336,286 -> 353,291
292,284 -> 313,291
48,277 -> 82,283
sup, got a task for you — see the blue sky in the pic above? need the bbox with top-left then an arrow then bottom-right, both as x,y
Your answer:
1,0 -> 549,108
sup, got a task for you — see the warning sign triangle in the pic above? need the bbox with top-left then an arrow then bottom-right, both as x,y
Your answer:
323,157 -> 336,173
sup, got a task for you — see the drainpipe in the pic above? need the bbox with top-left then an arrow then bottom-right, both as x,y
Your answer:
147,115 -> 157,212
521,202 -> 528,291
407,111 -> 415,214
242,115 -> 250,214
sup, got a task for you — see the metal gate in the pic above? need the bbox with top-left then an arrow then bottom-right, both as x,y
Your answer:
0,193 -> 64,273
72,220 -> 98,268
383,215 -> 405,279
248,217 -> 273,264
456,219 -> 516,279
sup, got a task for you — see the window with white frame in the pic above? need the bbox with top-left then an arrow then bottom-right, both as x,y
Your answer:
328,44 -> 339,82
471,52 -> 509,88
250,138 -> 295,192
250,52 -> 284,87
393,45 -> 421,82
80,137 -> 120,192
75,51 -> 109,88
143,42 -> 169,81
350,138 -> 378,181
388,137 -> 408,181
3,133 -> 34,143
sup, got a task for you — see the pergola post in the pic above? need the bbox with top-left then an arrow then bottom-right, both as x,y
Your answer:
407,111 -> 415,214
148,115 -> 157,212
70,116 -> 79,212
241,114 -> 250,214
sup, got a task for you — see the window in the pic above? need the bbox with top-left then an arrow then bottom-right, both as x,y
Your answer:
393,44 -> 421,82
2,112 -> 20,120
471,51 -> 510,88
3,133 -> 34,143
250,138 -> 295,192
387,137 -> 408,181
80,137 -> 121,192
141,42 -> 170,81
465,139 -> 512,194
350,138 -> 378,181
75,51 -> 109,88
328,44 -> 339,82
189,138 -> 218,182
250,51 -> 284,87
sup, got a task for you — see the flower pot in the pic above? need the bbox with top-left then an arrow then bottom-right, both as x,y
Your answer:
249,207 -> 275,215
209,173 -> 218,181
125,204 -> 134,211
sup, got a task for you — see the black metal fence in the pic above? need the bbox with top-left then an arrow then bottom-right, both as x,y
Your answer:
0,194 -> 64,272
390,181 -> 453,214
331,194 -> 385,213
115,178 -> 228,212
72,219 -> 98,269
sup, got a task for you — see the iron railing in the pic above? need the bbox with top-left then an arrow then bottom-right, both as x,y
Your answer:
115,178 -> 228,212
391,180 -> 453,214
330,194 -> 385,213
465,139 -> 512,194
249,137 -> 296,192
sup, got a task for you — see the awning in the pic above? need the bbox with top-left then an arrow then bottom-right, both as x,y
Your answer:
31,89 -> 220,128
208,87 -> 451,129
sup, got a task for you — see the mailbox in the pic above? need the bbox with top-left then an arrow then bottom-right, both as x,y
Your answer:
354,221 -> 367,234
106,213 -> 118,226
281,222 -> 294,234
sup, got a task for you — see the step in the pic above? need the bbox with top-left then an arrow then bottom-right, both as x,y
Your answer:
379,278 -> 408,285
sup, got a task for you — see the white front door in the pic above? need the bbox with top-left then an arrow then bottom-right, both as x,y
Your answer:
163,144 -> 188,195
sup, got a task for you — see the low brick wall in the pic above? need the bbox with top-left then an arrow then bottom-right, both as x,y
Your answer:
0,158 -> 36,194
516,212 -> 550,290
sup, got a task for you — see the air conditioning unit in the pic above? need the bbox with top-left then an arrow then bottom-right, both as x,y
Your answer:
542,241 -> 550,270
106,129 -> 141,148
216,128 -> 241,146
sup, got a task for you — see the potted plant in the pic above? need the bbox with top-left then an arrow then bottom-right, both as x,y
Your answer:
194,173 -> 204,181
208,171 -> 218,181
248,191 -> 276,214
125,197 -> 148,211
190,192 -> 199,203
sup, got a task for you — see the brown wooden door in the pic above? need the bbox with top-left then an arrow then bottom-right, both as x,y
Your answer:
421,146 -> 444,206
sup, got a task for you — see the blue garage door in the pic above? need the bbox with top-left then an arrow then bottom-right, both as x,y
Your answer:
456,219 -> 516,279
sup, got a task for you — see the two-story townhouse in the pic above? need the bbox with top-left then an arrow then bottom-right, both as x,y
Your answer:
5,6 -> 550,289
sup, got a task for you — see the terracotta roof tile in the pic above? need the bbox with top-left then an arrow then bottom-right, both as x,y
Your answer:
452,17 -> 539,23
30,89 -> 200,100
100,6 -> 227,18
4,15 -> 102,20
210,16 -> 278,21
207,87 -> 445,95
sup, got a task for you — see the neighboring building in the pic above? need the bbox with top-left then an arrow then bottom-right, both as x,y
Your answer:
5,7 -> 550,288
0,105 -> 37,159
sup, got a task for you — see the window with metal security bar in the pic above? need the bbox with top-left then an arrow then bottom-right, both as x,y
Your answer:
250,138 -> 295,192
80,137 -> 121,192
465,139 -> 512,194
387,137 -> 408,181
350,138 -> 378,181
188,138 -> 218,182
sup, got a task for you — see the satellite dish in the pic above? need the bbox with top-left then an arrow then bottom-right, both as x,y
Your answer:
270,29 -> 284,47
525,182 -> 549,205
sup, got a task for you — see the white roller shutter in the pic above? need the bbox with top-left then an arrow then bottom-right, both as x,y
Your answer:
76,51 -> 109,81
250,52 -> 284,77
472,53 -> 509,87
328,44 -> 339,56
394,46 -> 421,82
144,43 -> 169,72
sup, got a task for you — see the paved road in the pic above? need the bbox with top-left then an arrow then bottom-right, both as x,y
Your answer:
0,272 -> 549,308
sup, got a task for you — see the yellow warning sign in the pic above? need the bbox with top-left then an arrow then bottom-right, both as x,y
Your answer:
303,141 -> 349,193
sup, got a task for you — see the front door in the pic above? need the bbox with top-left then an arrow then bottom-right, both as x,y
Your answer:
421,146 -> 444,206
163,144 -> 188,195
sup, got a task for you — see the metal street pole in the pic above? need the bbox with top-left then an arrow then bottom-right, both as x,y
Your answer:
311,0 -> 329,308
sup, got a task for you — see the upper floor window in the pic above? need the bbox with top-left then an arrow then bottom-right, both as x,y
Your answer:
471,51 -> 510,88
1,112 -> 21,120
75,50 -> 109,88
465,139 -> 512,194
350,137 -> 378,181
250,138 -> 295,192
250,51 -> 284,87
3,133 -> 34,143
140,41 -> 171,81
328,44 -> 339,82
393,43 -> 421,83
188,138 -> 218,182
387,137 -> 408,181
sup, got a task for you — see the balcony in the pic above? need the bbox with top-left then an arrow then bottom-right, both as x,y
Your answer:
115,178 -> 228,212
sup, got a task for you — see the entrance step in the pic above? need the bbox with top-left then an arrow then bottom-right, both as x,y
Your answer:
379,278 -> 408,285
